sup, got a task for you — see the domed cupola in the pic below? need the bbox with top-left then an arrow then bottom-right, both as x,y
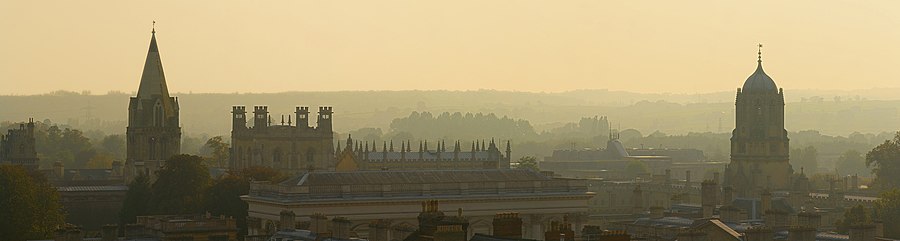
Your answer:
741,44 -> 778,93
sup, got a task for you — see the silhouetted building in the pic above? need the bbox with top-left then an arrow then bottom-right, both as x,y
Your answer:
243,169 -> 591,239
334,136 -> 511,171
125,27 -> 181,180
724,47 -> 793,198
230,105 -> 335,172
0,118 -> 39,169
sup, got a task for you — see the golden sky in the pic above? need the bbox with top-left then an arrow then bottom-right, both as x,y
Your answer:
2,0 -> 899,95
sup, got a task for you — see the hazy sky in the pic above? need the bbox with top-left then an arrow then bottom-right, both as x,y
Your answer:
2,1 -> 900,95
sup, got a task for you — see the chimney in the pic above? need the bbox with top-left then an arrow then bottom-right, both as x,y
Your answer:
492,212 -> 523,239
701,180 -> 718,218
279,210 -> 296,231
544,221 -> 575,241
310,213 -> 329,234
368,219 -> 392,241
332,217 -> 353,239
849,224 -> 875,241
101,225 -> 117,241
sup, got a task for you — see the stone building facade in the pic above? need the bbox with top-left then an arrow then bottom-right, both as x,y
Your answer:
724,48 -> 793,198
0,118 -> 39,169
333,135 -> 511,171
125,27 -> 182,180
230,106 -> 335,172
242,169 -> 591,240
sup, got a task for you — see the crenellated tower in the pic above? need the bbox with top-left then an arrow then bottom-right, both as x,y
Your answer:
125,26 -> 182,180
230,105 -> 335,172
724,45 -> 793,198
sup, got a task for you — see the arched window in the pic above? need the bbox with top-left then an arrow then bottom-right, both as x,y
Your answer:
273,148 -> 283,168
306,149 -> 316,169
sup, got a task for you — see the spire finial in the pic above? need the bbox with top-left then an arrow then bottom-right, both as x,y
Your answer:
152,21 -> 156,34
757,43 -> 763,63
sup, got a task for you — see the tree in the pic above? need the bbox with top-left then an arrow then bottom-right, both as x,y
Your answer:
150,154 -> 212,214
836,149 -> 867,176
206,176 -> 250,237
0,165 -> 65,240
791,146 -> 819,174
205,167 -> 283,237
200,136 -> 230,168
835,204 -> 869,234
120,174 -> 151,224
515,156 -> 539,171
876,189 -> 900,238
867,132 -> 900,189
99,135 -> 126,159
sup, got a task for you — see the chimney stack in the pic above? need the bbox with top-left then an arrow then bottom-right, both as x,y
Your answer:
492,212 -> 523,239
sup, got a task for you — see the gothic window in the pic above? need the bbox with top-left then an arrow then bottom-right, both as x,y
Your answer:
273,148 -> 283,168
306,149 -> 316,166
154,103 -> 164,127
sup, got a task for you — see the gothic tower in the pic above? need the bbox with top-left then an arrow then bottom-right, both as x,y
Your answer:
125,26 -> 182,180
724,46 -> 793,198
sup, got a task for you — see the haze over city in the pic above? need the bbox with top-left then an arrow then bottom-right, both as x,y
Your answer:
4,0 -> 900,94
6,1 -> 900,241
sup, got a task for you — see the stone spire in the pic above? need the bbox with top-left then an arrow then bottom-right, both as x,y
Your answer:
137,24 -> 172,102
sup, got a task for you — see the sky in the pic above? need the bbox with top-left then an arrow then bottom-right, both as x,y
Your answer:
2,1 -> 900,95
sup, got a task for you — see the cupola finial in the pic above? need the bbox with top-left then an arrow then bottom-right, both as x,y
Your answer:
152,20 -> 156,34
757,43 -> 763,64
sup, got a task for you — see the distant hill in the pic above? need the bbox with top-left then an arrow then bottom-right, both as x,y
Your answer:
1,89 -> 899,136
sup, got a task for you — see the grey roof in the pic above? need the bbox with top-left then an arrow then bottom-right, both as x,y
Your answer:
742,62 -> 778,93
136,31 -> 171,100
57,185 -> 128,192
281,169 -> 550,186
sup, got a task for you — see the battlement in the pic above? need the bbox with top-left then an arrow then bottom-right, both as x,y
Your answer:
319,106 -> 333,112
296,106 -> 310,112
232,106 -> 247,112
254,106 -> 269,112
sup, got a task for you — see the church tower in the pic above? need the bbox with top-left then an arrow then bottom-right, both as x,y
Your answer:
125,25 -> 182,180
724,45 -> 793,198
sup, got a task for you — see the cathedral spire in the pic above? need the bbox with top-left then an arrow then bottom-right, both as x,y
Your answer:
137,22 -> 172,103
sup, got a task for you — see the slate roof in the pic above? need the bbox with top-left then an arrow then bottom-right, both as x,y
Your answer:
742,61 -> 778,93
57,185 -> 128,192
